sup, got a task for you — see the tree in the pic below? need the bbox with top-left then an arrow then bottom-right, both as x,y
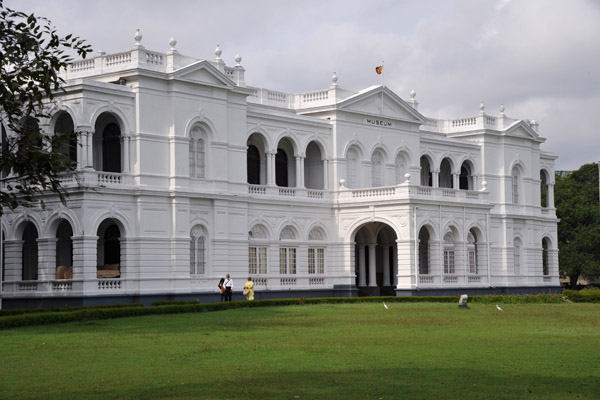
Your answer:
555,163 -> 600,288
0,0 -> 91,216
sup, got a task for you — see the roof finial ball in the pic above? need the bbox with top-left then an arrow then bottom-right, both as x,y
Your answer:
499,103 -> 505,116
410,90 -> 416,100
479,101 -> 485,114
134,28 -> 143,48
169,37 -> 177,51
332,72 -> 338,86
215,44 -> 222,61
235,54 -> 242,66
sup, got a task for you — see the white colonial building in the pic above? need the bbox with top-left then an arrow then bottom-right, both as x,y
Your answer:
0,31 -> 559,307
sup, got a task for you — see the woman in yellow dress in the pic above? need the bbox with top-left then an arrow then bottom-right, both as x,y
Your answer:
243,277 -> 254,301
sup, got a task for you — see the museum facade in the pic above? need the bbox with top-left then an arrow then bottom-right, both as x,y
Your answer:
0,32 -> 559,307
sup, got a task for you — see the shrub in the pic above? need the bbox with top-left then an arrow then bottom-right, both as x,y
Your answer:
563,287 -> 600,303
0,303 -> 144,317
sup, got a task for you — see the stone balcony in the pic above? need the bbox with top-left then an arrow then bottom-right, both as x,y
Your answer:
336,183 -> 490,206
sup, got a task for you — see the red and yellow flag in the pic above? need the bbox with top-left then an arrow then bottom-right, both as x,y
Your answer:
375,65 -> 383,75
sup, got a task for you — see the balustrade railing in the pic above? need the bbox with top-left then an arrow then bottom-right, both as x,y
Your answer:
419,275 -> 434,284
280,277 -> 297,286
52,281 -> 73,291
309,277 -> 325,285
97,172 -> 122,184
98,279 -> 122,290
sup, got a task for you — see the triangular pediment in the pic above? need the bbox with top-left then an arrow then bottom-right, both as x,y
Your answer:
171,61 -> 234,87
337,86 -> 426,124
505,120 -> 540,140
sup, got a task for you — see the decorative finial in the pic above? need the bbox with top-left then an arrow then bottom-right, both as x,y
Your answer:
410,90 -> 416,100
404,173 -> 411,183
169,37 -> 177,51
339,179 -> 346,188
332,72 -> 338,86
235,54 -> 242,66
479,101 -> 485,113
215,44 -> 222,61
499,103 -> 505,116
481,181 -> 487,192
97,49 -> 105,56
134,29 -> 142,46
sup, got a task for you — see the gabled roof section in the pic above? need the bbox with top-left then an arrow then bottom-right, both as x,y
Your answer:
170,60 -> 235,87
504,119 -> 543,142
336,85 -> 426,124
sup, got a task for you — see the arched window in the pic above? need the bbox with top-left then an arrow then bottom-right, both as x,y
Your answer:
467,230 -> 478,274
96,220 -> 121,278
513,237 -> 522,275
395,153 -> 407,185
56,220 -> 73,270
346,147 -> 359,189
439,158 -> 453,188
279,226 -> 297,274
305,141 -> 323,189
418,227 -> 430,274
190,226 -> 207,275
54,112 -> 77,163
443,233 -> 455,274
22,222 -> 38,281
189,127 -> 206,179
371,150 -> 383,187
540,171 -> 548,208
308,227 -> 325,274
542,238 -> 549,276
104,225 -> 120,265
460,162 -> 473,190
247,145 -> 261,185
102,123 -> 121,173
249,224 -> 268,275
512,167 -> 521,204
275,148 -> 288,187
420,156 -> 432,187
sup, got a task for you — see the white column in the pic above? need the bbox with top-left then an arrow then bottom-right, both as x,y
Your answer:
322,158 -> 329,190
72,235 -> 98,292
122,135 -> 130,173
432,170 -> 440,188
392,244 -> 398,286
266,152 -> 274,185
86,131 -> 94,169
453,173 -> 459,189
299,156 -> 305,188
37,238 -> 58,281
76,131 -> 84,169
268,151 -> 276,186
3,240 -> 23,281
358,245 -> 366,286
368,243 -> 377,287
382,245 -> 391,286
295,156 -> 303,188
548,183 -> 555,208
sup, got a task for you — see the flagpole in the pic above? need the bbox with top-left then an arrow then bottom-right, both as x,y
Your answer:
381,60 -> 384,114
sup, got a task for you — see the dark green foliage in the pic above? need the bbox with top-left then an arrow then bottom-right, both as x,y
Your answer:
555,163 -> 600,287
0,1 -> 91,214
0,295 -> 568,330
0,302 -> 144,317
563,287 -> 600,303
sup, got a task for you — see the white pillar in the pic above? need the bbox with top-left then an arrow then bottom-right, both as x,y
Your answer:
453,173 -> 459,189
432,171 -> 440,188
86,131 -> 94,169
548,183 -> 555,208
392,244 -> 398,286
76,130 -> 84,169
358,245 -> 366,286
122,135 -> 130,173
72,236 -> 98,293
37,238 -> 58,281
322,158 -> 329,190
368,243 -> 377,287
266,152 -> 274,185
3,240 -> 23,281
382,245 -> 391,286
295,156 -> 303,188
268,151 -> 276,186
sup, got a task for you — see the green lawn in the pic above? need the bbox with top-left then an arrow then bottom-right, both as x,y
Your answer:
1,303 -> 599,399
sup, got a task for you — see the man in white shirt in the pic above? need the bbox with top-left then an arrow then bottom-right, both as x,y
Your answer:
224,274 -> 233,301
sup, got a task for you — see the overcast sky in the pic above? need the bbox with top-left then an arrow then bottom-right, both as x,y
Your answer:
8,0 -> 600,171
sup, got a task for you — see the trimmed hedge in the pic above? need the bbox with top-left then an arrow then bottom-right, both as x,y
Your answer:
0,303 -> 144,317
563,287 -> 600,303
0,293 -> 580,330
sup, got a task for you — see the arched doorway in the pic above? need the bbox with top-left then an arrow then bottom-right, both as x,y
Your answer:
96,219 -> 121,278
22,222 -> 38,281
94,113 -> 122,172
354,222 -> 397,296
56,220 -> 73,277
54,112 -> 77,163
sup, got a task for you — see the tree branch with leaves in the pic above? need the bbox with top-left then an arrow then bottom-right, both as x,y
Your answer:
0,0 -> 91,215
